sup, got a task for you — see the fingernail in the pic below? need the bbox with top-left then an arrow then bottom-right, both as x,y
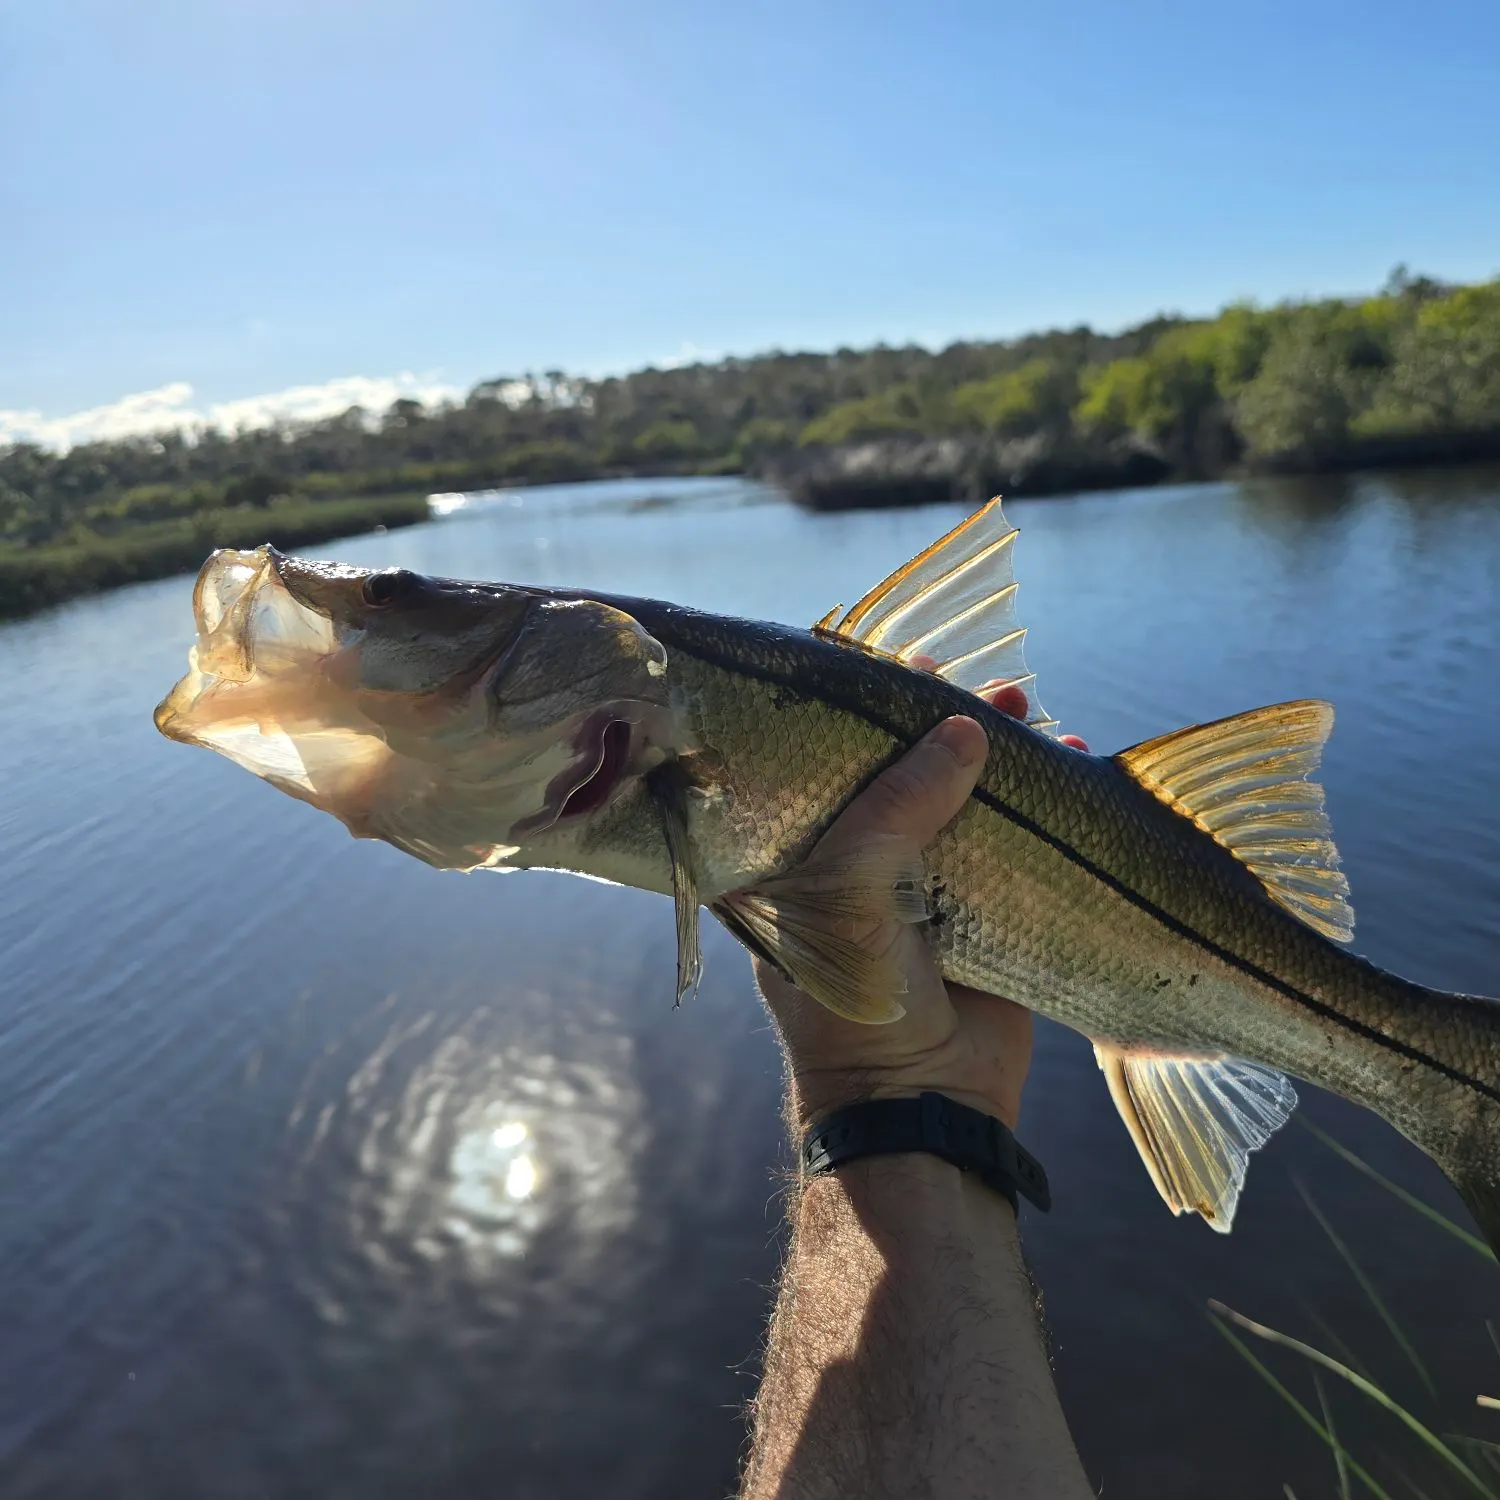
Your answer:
932,715 -> 986,768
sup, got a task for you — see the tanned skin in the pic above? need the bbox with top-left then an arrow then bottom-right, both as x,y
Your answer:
740,696 -> 1096,1500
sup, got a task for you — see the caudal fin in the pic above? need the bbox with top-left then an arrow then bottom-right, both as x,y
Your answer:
1453,1174 -> 1500,1262
1368,978 -> 1500,1263
1413,1052 -> 1500,1262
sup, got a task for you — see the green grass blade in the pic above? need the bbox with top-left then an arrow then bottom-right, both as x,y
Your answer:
1448,1434 -> 1500,1469
1386,1460 -> 1437,1500
1306,1305 -> 1379,1386
1210,1301 -> 1497,1499
1296,1178 -> 1438,1401
1207,1311 -> 1397,1500
1316,1369 -> 1354,1500
1300,1119 -> 1496,1262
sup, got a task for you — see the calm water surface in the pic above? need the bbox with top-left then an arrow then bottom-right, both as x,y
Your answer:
2,471 -> 1499,1497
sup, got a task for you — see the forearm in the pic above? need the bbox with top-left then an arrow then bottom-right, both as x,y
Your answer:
741,1154 -> 1093,1500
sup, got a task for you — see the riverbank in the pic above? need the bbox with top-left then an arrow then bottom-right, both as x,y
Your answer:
757,432 -> 1165,509
10,440 -> 1500,622
0,492 -> 430,619
760,429 -> 1500,510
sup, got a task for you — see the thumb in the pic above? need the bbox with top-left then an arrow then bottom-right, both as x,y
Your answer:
827,716 -> 988,848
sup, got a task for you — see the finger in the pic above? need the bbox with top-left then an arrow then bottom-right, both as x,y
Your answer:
827,716 -> 987,847
972,679 -> 1090,750
909,653 -> 938,672
974,680 -> 1029,720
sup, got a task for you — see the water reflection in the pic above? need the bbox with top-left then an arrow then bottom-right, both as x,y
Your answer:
277,989 -> 653,1323
1,468 -> 1498,1499
449,1115 -> 542,1252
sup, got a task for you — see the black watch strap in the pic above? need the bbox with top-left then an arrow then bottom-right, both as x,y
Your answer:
800,1091 -> 1051,1212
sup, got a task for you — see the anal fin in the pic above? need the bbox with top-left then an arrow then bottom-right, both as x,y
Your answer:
1094,1044 -> 1298,1232
714,837 -> 929,1024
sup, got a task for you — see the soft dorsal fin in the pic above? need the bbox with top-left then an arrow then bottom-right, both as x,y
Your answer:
814,498 -> 1059,737
1117,700 -> 1355,943
1095,1043 -> 1298,1232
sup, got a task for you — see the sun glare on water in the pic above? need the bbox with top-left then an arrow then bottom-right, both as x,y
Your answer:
504,1154 -> 538,1200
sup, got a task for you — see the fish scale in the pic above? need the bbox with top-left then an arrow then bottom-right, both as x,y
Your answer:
614,585 -> 1500,1242
153,509 -> 1500,1252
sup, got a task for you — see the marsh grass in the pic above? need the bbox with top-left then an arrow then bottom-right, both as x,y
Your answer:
1210,1123 -> 1499,1497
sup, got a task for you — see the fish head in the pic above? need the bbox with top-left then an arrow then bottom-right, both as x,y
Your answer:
155,546 -> 680,869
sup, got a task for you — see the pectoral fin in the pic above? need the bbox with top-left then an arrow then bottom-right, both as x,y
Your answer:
714,837 -> 930,1024
649,764 -> 702,1005
1094,1044 -> 1298,1232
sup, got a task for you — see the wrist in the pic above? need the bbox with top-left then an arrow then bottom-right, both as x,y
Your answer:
787,1068 -> 1023,1135
800,1091 -> 1050,1215
799,1150 -> 1022,1250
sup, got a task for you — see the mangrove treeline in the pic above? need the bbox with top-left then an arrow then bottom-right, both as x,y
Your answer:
2,266 -> 1498,611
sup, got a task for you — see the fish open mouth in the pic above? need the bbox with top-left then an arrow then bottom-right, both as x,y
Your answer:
152,546 -> 389,805
157,546 -> 677,862
154,546 -> 342,738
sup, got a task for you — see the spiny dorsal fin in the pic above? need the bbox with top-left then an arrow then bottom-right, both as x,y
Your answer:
814,498 -> 1059,737
1095,1043 -> 1298,1232
1117,700 -> 1355,943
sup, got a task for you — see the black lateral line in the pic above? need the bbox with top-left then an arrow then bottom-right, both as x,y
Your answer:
964,781 -> 1500,1104
672,634 -> 1500,1107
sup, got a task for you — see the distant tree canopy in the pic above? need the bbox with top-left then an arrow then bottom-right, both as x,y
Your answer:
3,270 -> 1499,548
948,358 -> 1078,436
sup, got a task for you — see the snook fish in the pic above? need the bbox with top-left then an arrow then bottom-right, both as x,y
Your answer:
154,501 -> 1500,1249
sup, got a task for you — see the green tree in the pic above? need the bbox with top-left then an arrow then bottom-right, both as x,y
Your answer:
632,419 -> 702,459
0,481 -> 28,536
949,359 -> 1076,435
1074,336 -> 1209,466
1237,320 -> 1357,460
1074,310 -> 1274,460
733,417 -> 797,459
798,385 -> 926,445
1355,278 -> 1500,437
223,472 -> 286,508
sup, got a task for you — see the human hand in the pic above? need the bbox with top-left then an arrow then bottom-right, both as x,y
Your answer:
755,674 -> 1087,1133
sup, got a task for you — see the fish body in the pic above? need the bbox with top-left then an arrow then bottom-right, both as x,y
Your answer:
580,594 -> 1500,1226
153,506 -> 1500,1247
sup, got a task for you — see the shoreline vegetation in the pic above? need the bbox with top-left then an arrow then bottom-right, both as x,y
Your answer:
0,494 -> 429,619
3,266 -> 1498,617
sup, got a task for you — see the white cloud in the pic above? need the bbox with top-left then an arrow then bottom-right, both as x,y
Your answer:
0,372 -> 464,451
656,341 -> 720,370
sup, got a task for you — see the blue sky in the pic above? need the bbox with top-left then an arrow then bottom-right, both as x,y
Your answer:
3,0 -> 1498,440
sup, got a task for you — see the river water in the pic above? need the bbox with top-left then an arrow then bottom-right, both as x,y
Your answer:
2,470 -> 1498,1497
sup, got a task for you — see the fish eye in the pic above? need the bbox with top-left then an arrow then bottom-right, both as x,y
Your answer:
362,570 -> 414,608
